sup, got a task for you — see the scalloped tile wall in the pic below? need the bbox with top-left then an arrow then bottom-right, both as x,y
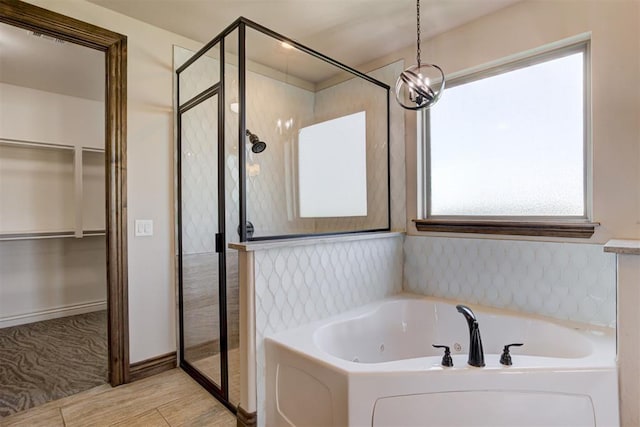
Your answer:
404,236 -> 616,327
179,95 -> 218,255
254,235 -> 403,424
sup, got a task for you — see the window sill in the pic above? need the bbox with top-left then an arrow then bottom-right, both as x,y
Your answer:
413,219 -> 598,238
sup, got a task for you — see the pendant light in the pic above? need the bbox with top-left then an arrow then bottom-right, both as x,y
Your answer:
395,0 -> 445,110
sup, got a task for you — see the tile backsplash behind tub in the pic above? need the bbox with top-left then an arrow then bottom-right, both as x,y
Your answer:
404,236 -> 616,327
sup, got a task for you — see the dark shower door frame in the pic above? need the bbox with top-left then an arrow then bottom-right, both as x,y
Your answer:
176,17 -> 390,415
176,74 -> 232,410
178,17 -> 390,244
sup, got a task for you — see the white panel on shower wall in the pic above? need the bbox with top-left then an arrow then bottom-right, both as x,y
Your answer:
404,236 -> 616,327
298,111 -> 367,218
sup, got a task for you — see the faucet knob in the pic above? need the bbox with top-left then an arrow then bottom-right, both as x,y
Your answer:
433,344 -> 453,367
500,343 -> 524,366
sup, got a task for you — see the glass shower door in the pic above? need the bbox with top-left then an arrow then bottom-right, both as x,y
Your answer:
178,90 -> 229,401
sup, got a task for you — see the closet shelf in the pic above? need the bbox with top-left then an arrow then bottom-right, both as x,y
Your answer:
82,229 -> 106,237
0,230 -> 106,241
0,137 -> 75,151
0,138 -> 104,153
1,137 -> 105,237
82,147 -> 105,153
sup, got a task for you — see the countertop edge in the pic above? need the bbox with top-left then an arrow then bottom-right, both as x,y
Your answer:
229,231 -> 404,252
603,239 -> 640,255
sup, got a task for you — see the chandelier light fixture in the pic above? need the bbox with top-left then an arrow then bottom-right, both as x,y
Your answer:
395,0 -> 445,110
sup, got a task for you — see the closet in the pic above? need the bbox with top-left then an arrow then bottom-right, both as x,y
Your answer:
0,82 -> 106,328
0,5 -> 132,415
0,21 -> 109,417
0,22 -> 107,329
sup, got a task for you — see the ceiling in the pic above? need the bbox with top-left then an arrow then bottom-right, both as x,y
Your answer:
0,0 -> 520,100
0,22 -> 104,101
89,0 -> 520,71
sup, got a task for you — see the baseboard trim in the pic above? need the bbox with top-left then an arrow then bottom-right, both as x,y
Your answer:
0,300 -> 107,328
129,352 -> 177,382
236,405 -> 257,427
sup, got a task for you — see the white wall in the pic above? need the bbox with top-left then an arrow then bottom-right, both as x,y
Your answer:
0,82 -> 104,149
0,83 -> 105,233
0,238 -> 107,327
23,0 -> 206,363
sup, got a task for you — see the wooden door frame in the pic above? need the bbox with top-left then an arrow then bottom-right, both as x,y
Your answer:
0,0 -> 129,385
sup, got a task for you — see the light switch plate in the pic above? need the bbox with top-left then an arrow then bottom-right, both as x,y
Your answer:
135,219 -> 153,237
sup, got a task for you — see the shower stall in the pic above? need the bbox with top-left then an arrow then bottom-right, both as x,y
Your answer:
175,17 -> 390,411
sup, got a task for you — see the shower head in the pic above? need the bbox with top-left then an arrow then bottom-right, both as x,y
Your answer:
252,140 -> 266,154
246,129 -> 267,154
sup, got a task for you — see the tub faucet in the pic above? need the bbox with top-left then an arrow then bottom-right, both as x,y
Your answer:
456,304 -> 485,367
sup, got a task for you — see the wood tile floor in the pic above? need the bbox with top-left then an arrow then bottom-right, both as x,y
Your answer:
0,369 -> 236,427
191,348 -> 241,407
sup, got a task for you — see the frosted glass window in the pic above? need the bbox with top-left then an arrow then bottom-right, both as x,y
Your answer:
428,49 -> 586,217
298,111 -> 367,217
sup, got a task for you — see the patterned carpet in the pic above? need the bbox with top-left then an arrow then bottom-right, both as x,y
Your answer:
0,311 -> 108,418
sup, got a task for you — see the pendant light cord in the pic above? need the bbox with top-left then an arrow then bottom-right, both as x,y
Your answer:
416,0 -> 421,67
395,0 -> 444,110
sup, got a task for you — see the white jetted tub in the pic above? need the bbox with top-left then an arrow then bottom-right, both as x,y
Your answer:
265,294 -> 618,427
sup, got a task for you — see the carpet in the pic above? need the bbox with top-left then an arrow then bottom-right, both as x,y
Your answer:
0,311 -> 108,418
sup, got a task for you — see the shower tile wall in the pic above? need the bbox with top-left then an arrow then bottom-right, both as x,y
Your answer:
313,61 -> 406,232
404,236 -> 616,327
179,92 -> 218,255
376,61 -> 407,232
175,47 -> 217,255
253,234 -> 403,425
177,42 -> 405,239
243,61 -> 406,237
175,46 -> 314,242
244,71 -> 316,237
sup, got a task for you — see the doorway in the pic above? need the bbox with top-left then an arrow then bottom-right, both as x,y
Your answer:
0,0 -> 128,412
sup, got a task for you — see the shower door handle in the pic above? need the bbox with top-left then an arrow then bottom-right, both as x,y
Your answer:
215,233 -> 224,253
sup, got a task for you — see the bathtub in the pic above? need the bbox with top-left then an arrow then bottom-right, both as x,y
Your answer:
265,294 -> 619,427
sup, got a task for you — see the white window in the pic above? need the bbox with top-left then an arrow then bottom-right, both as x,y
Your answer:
423,42 -> 589,225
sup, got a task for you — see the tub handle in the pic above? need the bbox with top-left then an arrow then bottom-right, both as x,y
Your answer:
433,344 -> 454,367
500,343 -> 524,366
